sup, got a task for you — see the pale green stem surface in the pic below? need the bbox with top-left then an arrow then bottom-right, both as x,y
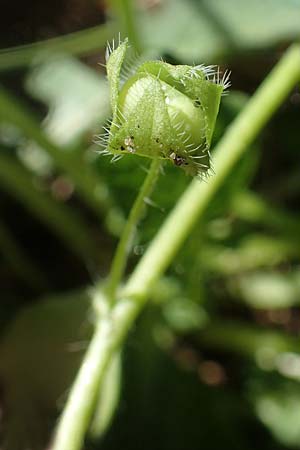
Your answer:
52,44 -> 300,450
89,353 -> 121,439
105,158 -> 161,302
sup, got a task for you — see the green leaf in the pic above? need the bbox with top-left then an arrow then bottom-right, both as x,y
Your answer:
253,381 -> 300,448
232,269 -> 300,309
140,0 -> 300,62
26,55 -> 110,147
106,38 -> 129,115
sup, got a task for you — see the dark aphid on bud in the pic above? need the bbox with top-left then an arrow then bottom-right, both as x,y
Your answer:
98,38 -> 230,177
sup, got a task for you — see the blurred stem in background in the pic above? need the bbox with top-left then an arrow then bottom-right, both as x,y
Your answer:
201,235 -> 300,275
231,189 -> 300,239
0,0 -> 141,72
109,0 -> 142,53
52,44 -> 300,450
198,320 -> 300,360
0,23 -> 116,72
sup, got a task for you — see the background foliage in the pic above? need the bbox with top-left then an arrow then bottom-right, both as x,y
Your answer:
1,0 -> 300,449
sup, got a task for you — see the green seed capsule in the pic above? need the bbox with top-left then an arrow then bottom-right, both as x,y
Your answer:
100,39 -> 230,177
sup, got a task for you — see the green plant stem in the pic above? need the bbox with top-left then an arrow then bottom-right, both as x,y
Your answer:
52,291 -> 146,450
0,23 -> 116,72
89,352 -> 121,439
52,44 -> 300,450
105,158 -> 161,302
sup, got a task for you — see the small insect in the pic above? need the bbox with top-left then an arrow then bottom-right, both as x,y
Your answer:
99,38 -> 230,178
170,152 -> 187,167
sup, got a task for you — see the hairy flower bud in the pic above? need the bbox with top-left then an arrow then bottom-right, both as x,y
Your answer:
100,39 -> 230,177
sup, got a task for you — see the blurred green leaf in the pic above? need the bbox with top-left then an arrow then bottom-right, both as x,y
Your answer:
231,269 -> 300,309
231,190 -> 300,239
25,55 -> 109,147
162,297 -> 208,333
0,86 -> 119,226
140,0 -> 300,62
0,289 -> 92,449
253,381 -> 300,448
202,234 -> 300,275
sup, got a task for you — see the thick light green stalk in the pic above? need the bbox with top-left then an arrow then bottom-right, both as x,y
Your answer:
105,158 -> 161,302
52,44 -> 300,450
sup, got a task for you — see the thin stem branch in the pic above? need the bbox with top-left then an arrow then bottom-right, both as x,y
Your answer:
197,320 -> 300,359
52,44 -> 300,450
0,23 -> 116,72
110,0 -> 142,53
105,158 -> 161,302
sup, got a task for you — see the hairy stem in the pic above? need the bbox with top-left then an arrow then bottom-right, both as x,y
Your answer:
105,158 -> 161,302
52,44 -> 300,450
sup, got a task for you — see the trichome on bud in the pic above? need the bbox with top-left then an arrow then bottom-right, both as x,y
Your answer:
99,38 -> 230,177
